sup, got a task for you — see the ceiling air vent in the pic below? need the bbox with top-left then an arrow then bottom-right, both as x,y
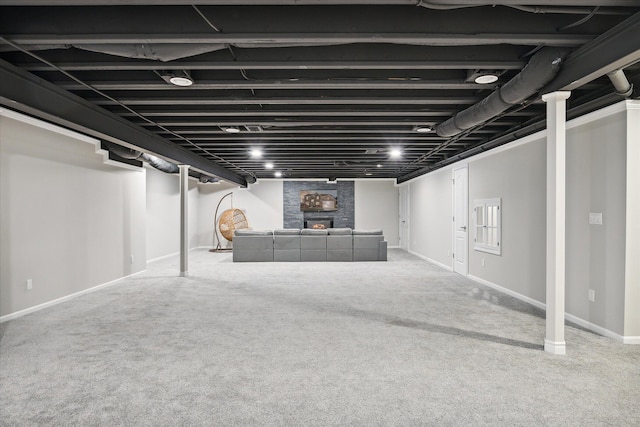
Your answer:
245,125 -> 263,132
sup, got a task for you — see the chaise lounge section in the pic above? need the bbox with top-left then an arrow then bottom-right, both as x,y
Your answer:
232,228 -> 386,262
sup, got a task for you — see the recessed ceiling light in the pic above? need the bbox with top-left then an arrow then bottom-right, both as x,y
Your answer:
414,125 -> 433,133
250,149 -> 262,158
365,172 -> 373,176
265,162 -> 274,169
376,164 -> 382,168
390,149 -> 402,158
274,171 -> 282,178
169,75 -> 194,87
223,126 -> 240,133
474,74 -> 499,84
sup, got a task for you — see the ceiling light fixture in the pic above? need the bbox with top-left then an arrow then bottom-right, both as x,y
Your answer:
274,171 -> 282,178
377,164 -> 382,168
250,149 -> 262,158
265,162 -> 274,169
390,148 -> 402,159
474,74 -> 499,84
158,70 -> 194,87
466,69 -> 502,85
222,126 -> 240,133
414,125 -> 434,133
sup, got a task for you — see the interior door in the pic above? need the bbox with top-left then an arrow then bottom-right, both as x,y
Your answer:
399,185 -> 409,251
453,166 -> 468,275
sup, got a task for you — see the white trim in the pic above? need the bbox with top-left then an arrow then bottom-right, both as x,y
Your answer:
0,107 -> 142,171
0,270 -> 146,323
467,274 -> 635,344
410,250 -> 453,271
147,246 -> 213,263
544,340 -> 566,355
622,336 -> 640,345
388,245 -> 401,249
467,274 -> 545,310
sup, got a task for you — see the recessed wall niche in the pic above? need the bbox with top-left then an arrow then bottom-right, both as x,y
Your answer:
283,181 -> 355,229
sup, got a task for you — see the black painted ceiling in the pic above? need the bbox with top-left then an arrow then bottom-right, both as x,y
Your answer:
1,1 -> 639,186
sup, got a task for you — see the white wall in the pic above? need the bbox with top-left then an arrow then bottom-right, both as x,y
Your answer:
145,166 -> 199,261
0,111 -> 146,318
355,180 -> 399,246
468,136 -> 547,303
197,180 -> 284,248
405,167 -> 453,267
405,101 -> 636,339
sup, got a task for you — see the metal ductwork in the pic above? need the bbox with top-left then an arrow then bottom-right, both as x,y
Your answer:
436,47 -> 569,138
607,69 -> 634,97
105,142 -> 179,174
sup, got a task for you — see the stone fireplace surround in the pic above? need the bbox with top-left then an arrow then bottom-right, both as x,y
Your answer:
283,181 -> 354,229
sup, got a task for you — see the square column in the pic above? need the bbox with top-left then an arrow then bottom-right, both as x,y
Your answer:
179,164 -> 190,277
542,91 -> 571,355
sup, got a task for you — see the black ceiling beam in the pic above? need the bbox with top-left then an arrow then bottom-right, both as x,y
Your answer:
0,58 -> 247,186
17,60 -> 528,71
89,96 -> 483,105
1,1 -> 637,5
133,119 -> 520,127
117,110 -> 536,118
544,11 -> 640,92
58,80 -> 494,90
3,33 -> 593,46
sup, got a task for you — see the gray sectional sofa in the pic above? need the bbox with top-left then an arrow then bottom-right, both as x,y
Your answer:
232,228 -> 387,262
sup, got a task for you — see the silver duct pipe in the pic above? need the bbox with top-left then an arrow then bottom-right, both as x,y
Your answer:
607,69 -> 634,97
436,47 -> 568,138
106,142 -> 179,174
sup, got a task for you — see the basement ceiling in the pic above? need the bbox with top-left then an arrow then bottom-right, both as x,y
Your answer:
1,1 -> 639,186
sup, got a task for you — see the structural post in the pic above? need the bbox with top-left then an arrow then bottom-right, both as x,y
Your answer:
542,91 -> 571,355
179,164 -> 190,277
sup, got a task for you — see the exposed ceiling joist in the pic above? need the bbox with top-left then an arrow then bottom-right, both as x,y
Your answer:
0,58 -> 247,186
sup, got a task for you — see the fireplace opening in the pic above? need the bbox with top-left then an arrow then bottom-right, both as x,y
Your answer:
304,217 -> 333,229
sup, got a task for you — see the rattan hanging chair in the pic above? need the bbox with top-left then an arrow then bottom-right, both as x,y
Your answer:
218,208 -> 249,241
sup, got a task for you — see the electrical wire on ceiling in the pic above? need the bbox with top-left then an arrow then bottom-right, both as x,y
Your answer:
557,7 -> 600,31
192,5 -> 258,97
0,35 -> 257,180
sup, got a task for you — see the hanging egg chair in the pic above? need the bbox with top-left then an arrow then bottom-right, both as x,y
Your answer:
218,208 -> 249,241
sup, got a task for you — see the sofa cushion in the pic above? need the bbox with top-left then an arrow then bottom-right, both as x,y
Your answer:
274,229 -> 300,235
328,228 -> 352,235
300,228 -> 328,235
352,229 -> 383,235
235,230 -> 273,236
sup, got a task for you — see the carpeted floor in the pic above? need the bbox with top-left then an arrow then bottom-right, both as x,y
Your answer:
1,249 -> 639,426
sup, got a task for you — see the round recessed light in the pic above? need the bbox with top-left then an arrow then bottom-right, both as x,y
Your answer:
223,126 -> 240,133
250,149 -> 262,158
414,125 -> 433,133
390,149 -> 402,158
474,74 -> 499,84
265,162 -> 274,169
274,171 -> 282,178
169,76 -> 194,87
376,164 -> 382,168
365,172 -> 373,176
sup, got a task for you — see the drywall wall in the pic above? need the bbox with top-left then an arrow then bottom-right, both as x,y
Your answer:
146,166 -> 199,261
624,101 -> 640,338
565,111 -> 627,335
406,101 -> 633,338
0,111 -> 146,318
468,136 -> 547,303
405,167 -> 453,267
355,180 -> 399,246
197,180 -> 284,248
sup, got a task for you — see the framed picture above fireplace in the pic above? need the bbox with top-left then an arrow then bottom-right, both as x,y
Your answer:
300,190 -> 338,212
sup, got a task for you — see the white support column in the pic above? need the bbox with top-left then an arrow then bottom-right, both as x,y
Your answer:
179,164 -> 190,277
542,91 -> 571,355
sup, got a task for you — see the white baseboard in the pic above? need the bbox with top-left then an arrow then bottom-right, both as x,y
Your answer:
0,270 -> 146,323
409,250 -> 453,271
467,274 -> 545,311
147,247 -> 213,263
467,274 -> 636,344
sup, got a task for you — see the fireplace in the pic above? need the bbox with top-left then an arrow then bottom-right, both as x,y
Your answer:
304,217 -> 333,229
